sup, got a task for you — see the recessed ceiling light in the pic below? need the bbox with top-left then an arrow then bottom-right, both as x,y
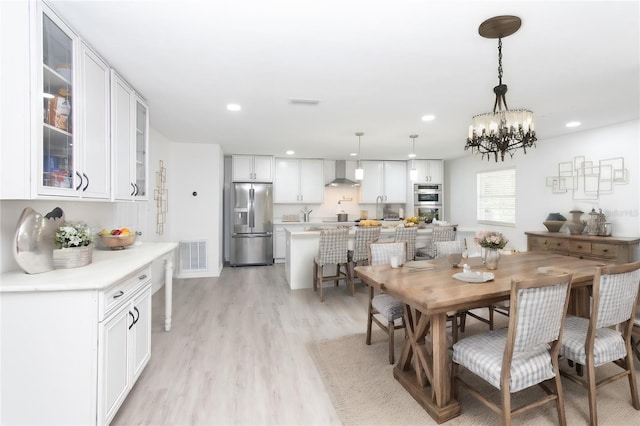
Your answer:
350,152 -> 358,156
226,104 -> 241,111
421,114 -> 435,122
566,121 -> 581,128
408,153 -> 416,158
286,150 -> 295,155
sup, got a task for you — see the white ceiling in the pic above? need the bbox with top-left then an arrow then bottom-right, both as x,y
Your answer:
49,0 -> 639,161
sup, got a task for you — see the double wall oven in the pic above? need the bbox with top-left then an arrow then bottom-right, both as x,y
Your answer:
413,183 -> 442,223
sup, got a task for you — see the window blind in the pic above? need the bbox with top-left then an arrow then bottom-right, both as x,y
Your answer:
477,168 -> 516,226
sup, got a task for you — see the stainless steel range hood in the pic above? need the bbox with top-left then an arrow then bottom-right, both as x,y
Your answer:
325,160 -> 360,187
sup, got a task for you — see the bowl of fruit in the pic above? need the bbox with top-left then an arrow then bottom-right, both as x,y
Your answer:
98,228 -> 137,250
405,217 -> 420,227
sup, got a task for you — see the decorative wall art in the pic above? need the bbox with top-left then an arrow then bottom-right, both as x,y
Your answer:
546,156 -> 629,201
154,160 -> 168,235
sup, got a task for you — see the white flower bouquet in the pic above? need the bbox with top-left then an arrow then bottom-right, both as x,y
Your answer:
55,223 -> 93,249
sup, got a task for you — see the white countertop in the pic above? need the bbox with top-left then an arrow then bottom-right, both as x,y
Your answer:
1,242 -> 178,293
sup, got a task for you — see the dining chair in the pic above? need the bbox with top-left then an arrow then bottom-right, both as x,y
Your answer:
366,241 -> 407,364
453,272 -> 573,426
348,226 -> 381,283
313,228 -> 353,302
394,226 -> 417,261
632,301 -> 640,362
417,225 -> 456,259
559,261 -> 640,425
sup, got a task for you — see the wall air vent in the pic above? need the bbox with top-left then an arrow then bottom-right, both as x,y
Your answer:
178,240 -> 207,272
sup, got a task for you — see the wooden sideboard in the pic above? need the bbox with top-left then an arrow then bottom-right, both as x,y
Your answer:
525,231 -> 639,264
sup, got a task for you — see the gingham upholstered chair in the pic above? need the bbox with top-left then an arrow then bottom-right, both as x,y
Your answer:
348,226 -> 381,281
453,272 -> 573,426
366,241 -> 407,364
394,226 -> 417,261
559,261 -> 640,425
313,228 -> 353,302
417,225 -> 456,259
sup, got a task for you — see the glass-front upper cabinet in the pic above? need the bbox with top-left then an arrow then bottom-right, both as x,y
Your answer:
134,97 -> 149,199
40,5 -> 76,194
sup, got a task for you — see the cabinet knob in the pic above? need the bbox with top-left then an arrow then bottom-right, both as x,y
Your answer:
138,274 -> 148,280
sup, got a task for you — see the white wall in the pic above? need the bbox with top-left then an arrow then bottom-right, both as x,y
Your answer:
446,120 -> 640,256
168,142 -> 223,278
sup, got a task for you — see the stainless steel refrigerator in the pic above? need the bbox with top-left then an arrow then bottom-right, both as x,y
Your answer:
229,183 -> 273,266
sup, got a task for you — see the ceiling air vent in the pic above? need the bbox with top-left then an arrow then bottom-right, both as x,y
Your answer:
288,98 -> 320,105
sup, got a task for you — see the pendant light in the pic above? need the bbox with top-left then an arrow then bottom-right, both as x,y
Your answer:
409,134 -> 418,181
465,15 -> 536,162
354,132 -> 364,180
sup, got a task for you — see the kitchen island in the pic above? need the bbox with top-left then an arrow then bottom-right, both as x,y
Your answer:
0,242 -> 177,425
285,226 -> 432,290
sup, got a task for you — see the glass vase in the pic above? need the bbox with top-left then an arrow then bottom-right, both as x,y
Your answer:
484,248 -> 500,270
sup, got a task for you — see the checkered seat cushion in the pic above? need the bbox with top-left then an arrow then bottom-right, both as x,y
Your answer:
560,316 -> 626,366
453,282 -> 570,393
560,267 -> 640,366
371,294 -> 404,321
453,329 -> 554,392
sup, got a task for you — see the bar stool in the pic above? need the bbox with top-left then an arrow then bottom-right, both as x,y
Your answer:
349,226 -> 381,281
394,226 -> 417,261
313,228 -> 352,302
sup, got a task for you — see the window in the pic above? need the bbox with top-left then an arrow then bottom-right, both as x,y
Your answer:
477,168 -> 516,226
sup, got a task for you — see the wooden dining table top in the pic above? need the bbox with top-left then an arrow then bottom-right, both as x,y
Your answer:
355,251 -> 607,316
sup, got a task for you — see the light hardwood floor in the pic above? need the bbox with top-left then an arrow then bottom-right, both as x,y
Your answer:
112,264 -> 370,425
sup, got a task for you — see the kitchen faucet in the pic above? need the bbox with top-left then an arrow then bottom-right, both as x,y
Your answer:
375,195 -> 384,220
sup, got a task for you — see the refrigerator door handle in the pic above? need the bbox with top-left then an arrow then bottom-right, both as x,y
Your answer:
249,187 -> 255,228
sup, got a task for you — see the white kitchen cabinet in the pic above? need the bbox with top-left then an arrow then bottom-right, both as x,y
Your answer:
413,159 -> 443,184
111,71 -> 149,200
0,264 -> 153,426
274,158 -> 323,203
77,42 -> 111,199
1,0 -> 31,199
232,154 -> 274,182
359,160 -> 406,204
29,4 -> 111,199
99,274 -> 151,426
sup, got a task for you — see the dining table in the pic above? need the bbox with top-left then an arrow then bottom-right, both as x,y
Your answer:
354,251 -> 607,423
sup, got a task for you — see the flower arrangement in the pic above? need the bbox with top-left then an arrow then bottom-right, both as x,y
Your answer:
474,231 -> 508,250
55,223 -> 93,249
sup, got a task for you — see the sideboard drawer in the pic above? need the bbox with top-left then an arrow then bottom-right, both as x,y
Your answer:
591,243 -> 618,259
568,241 -> 591,255
531,237 -> 567,252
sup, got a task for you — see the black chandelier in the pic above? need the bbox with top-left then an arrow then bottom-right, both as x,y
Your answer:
465,15 -> 537,162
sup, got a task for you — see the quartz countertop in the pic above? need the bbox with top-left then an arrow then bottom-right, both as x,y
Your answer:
1,242 -> 178,293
